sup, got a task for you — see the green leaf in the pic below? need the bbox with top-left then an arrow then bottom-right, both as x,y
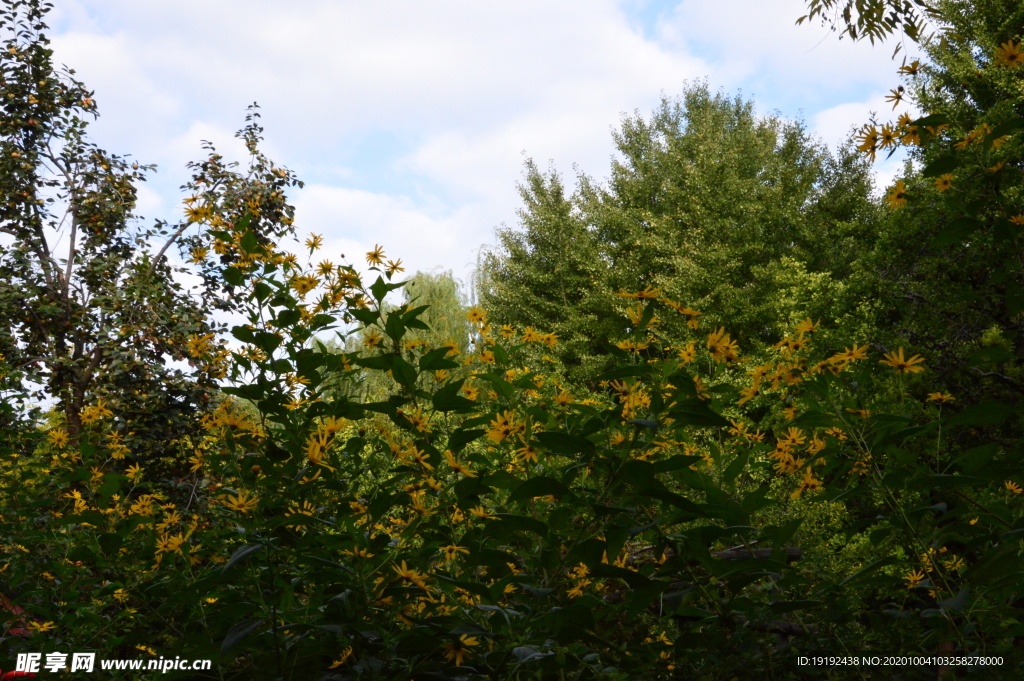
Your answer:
912,113 -> 950,128
454,476 -> 492,499
476,372 -> 515,399
276,309 -> 301,327
432,380 -> 477,413
354,355 -> 392,371
448,428 -> 485,453
420,346 -> 459,371
221,620 -> 264,657
231,325 -> 257,344
721,450 -> 748,483
593,365 -> 653,382
509,476 -> 572,503
921,155 -> 961,178
908,474 -> 986,491
369,275 -> 405,302
985,117 -> 1024,149
933,216 -> 984,247
837,557 -> 896,588
98,533 -> 122,556
223,267 -> 245,287
239,230 -> 258,253
948,400 -> 1015,427
490,513 -> 549,538
534,431 -> 595,456
668,398 -> 730,428
769,600 -> 820,615
253,331 -> 283,354
222,543 -> 263,572
790,410 -> 838,429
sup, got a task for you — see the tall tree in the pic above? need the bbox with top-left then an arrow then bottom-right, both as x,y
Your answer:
478,83 -> 878,384
0,0 -> 264,461
835,0 -> 1024,407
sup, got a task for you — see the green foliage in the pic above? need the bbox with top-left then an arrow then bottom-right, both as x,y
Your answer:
478,83 -> 879,385
798,0 -> 939,46
0,1 -> 226,466
1,1 -> 1023,680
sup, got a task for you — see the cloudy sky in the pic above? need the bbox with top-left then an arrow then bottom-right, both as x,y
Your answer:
47,0 -> 913,291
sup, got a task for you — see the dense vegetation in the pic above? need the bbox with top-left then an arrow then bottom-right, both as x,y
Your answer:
1,0 -> 1022,679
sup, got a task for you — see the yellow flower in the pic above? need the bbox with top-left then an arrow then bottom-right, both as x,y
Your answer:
80,398 -> 113,424
878,124 -> 899,149
855,124 -> 879,161
934,173 -> 953,192
567,579 -> 592,598
469,506 -> 495,520
706,327 -> 739,363
795,318 -> 820,335
884,87 -> 905,110
789,466 -> 822,500
443,635 -> 479,666
113,588 -> 129,602
136,645 -> 157,656
514,441 -> 538,464
47,428 -> 69,449
1005,481 -> 1023,494
305,233 -> 323,251
204,597 -> 219,604
328,647 -> 353,668
366,244 -> 386,266
392,560 -> 429,589
994,39 -> 1023,68
220,490 -> 259,513
385,259 -> 405,275
879,347 -> 926,373
155,533 -> 187,555
27,621 -> 56,633
738,386 -> 759,405
465,306 -> 487,325
440,545 -> 470,562
904,569 -> 926,589
341,546 -> 375,559
927,392 -> 954,403
824,427 -> 846,441
884,181 -> 908,209
897,60 -> 920,75
125,463 -> 144,482
616,285 -> 663,301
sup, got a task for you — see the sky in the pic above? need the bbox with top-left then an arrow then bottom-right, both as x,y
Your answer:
44,0 -> 916,294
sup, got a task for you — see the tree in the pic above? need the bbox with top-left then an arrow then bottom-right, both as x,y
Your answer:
798,0 -> 939,47
836,0 -> 1024,409
478,83 -> 878,384
0,0 -> 235,463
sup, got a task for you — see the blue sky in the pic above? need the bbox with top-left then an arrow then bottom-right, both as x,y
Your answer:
46,0 -> 913,289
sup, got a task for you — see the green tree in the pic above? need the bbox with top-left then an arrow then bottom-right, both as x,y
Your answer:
837,0 -> 1024,408
0,1 -> 260,465
478,83 -> 878,384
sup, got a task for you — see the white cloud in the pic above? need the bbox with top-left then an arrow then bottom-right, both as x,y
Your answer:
41,0 -> 907,288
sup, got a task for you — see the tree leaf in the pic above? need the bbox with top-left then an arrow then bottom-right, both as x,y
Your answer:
221,619 -> 264,657
534,431 -> 595,456
222,543 -> 263,573
509,476 -> 572,503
